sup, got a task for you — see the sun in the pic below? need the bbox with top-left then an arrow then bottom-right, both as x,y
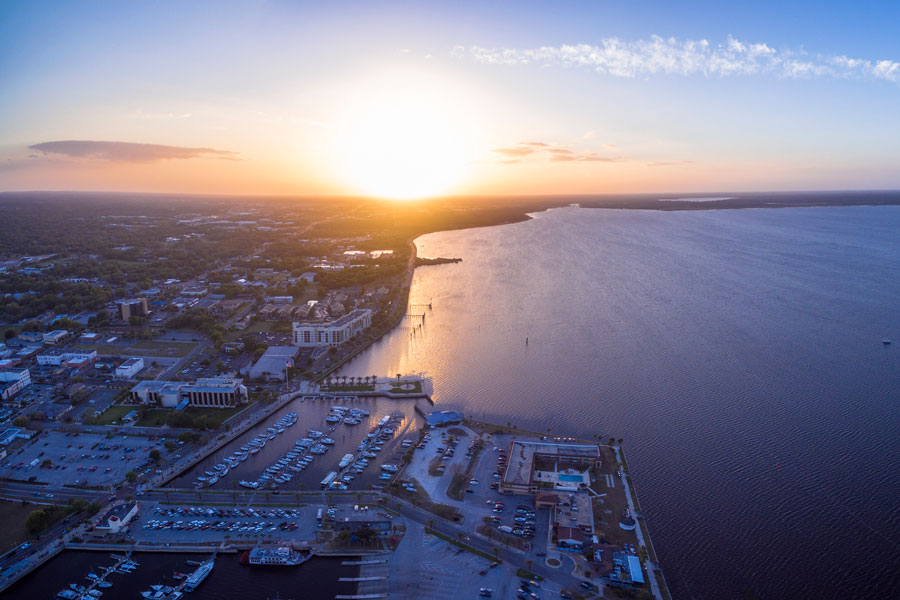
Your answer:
335,76 -> 468,200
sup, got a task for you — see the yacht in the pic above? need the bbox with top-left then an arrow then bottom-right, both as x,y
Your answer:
307,430 -> 323,438
321,438 -> 335,445
57,590 -> 79,600
381,464 -> 398,472
183,559 -> 214,592
339,453 -> 354,468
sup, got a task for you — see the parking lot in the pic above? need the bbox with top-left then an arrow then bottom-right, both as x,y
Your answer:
380,521 -> 567,600
130,502 -> 320,545
405,429 -> 556,560
0,430 -> 175,488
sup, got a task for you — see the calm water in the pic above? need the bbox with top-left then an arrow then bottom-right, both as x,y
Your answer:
5,551 -> 357,599
339,206 -> 900,600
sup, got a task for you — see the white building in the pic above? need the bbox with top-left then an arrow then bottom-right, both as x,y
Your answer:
115,357 -> 145,378
42,330 -> 68,344
37,349 -> 97,366
0,368 -> 31,401
292,309 -> 372,347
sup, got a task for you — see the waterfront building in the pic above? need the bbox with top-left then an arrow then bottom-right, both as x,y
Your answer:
292,308 -> 372,347
332,505 -> 392,535
247,345 -> 299,381
424,410 -> 463,428
500,440 -> 601,495
129,376 -> 248,408
94,502 -> 139,534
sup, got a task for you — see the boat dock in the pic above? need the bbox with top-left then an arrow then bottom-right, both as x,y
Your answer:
57,552 -> 135,599
341,559 -> 388,566
338,576 -> 387,582
334,595 -> 388,599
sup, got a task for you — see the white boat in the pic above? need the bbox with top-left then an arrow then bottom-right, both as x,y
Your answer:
244,546 -> 309,566
321,438 -> 335,445
381,464 -> 398,472
207,475 -> 218,485
307,430 -> 323,438
57,590 -> 79,600
183,559 -> 214,592
69,584 -> 86,592
97,581 -> 113,589
339,453 -> 354,468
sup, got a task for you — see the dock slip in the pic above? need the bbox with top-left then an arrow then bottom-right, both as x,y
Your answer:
341,559 -> 387,566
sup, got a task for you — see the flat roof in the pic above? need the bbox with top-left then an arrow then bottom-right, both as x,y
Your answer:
329,309 -> 370,328
504,440 -> 600,486
627,555 -> 645,584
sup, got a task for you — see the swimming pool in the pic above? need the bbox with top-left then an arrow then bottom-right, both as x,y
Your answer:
558,474 -> 583,482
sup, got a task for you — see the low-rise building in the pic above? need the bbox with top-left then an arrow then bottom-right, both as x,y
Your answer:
36,349 -> 97,366
94,502 -> 140,535
500,440 -> 601,495
332,505 -> 392,536
42,330 -> 68,344
115,357 -> 145,378
247,346 -> 299,381
129,376 -> 248,408
0,368 -> 31,401
292,309 -> 372,347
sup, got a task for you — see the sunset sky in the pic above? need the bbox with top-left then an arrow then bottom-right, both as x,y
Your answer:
2,0 -> 899,198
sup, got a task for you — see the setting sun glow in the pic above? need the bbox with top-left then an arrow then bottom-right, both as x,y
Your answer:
335,78 -> 467,200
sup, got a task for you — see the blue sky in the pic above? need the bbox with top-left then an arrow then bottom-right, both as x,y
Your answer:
1,0 -> 899,195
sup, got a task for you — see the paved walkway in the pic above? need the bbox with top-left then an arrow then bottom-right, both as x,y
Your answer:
615,444 -> 666,600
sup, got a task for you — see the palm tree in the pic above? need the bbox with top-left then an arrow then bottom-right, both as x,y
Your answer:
396,373 -> 401,385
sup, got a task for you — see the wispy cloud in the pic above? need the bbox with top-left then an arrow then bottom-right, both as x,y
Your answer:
28,140 -> 239,162
127,108 -> 192,120
453,36 -> 900,83
493,142 -> 623,164
493,146 -> 538,157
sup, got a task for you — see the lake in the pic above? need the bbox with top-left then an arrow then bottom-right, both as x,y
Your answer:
339,205 -> 900,600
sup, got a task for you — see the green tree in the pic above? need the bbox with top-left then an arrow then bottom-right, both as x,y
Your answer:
125,470 -> 138,482
25,509 -> 48,533
149,449 -> 161,461
13,416 -> 29,427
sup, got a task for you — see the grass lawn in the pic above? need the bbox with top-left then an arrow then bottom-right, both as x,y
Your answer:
320,384 -> 376,392
388,380 -> 423,394
74,340 -> 196,358
137,404 -> 249,428
0,501 -> 35,554
83,404 -> 141,425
